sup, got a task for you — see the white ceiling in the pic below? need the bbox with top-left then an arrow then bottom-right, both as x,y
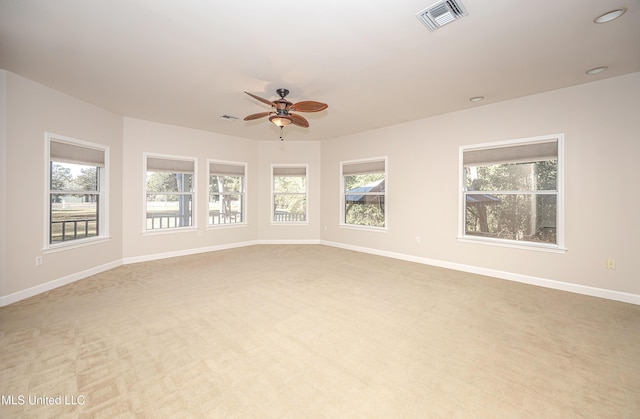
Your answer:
1,0 -> 639,141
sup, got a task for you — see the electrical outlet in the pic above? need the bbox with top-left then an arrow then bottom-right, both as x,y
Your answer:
415,236 -> 421,244
607,259 -> 616,270
35,256 -> 43,266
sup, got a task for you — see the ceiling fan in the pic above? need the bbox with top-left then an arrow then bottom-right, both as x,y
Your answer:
243,88 -> 328,130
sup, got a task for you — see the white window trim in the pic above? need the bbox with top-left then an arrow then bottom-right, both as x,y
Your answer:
339,156 -> 388,231
44,132 -> 110,252
458,134 -> 566,252
143,152 -> 197,234
207,159 -> 248,228
271,164 -> 309,225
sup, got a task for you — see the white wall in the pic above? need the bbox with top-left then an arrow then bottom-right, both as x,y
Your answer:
2,69 -> 638,305
0,71 -> 7,297
1,71 -> 123,300
121,118 -> 259,260
119,120 -> 322,260
321,72 -> 640,297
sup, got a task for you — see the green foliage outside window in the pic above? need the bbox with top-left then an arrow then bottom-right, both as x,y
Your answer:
273,176 -> 306,221
465,160 -> 557,243
146,172 -> 192,201
145,171 -> 193,229
210,175 -> 244,224
344,173 -> 385,227
50,162 -> 99,243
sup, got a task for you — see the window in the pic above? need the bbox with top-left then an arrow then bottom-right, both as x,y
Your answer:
145,154 -> 196,231
341,158 -> 387,229
460,135 -> 564,249
272,165 -> 307,223
47,134 -> 108,247
208,160 -> 246,226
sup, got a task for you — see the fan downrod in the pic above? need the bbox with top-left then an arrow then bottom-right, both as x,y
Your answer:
276,88 -> 289,99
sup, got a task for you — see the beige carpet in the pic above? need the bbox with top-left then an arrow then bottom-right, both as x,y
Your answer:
1,245 -> 639,418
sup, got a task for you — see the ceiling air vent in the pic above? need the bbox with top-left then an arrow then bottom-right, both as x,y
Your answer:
415,0 -> 468,31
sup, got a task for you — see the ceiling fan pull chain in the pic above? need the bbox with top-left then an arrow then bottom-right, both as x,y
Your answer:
280,126 -> 284,141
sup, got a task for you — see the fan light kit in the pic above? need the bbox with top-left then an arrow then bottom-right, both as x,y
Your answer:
244,88 -> 328,140
270,114 -> 293,127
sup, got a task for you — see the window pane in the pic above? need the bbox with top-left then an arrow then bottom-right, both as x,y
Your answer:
465,193 -> 556,243
146,172 -> 193,193
210,175 -> 242,193
50,194 -> 98,243
274,176 -> 306,193
146,194 -> 193,229
345,195 -> 385,227
344,173 -> 385,192
51,162 -> 98,191
274,194 -> 306,222
209,193 -> 243,225
465,160 -> 557,192
343,172 -> 385,227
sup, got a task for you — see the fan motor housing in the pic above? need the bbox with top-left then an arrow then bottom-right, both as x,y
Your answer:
276,88 -> 290,98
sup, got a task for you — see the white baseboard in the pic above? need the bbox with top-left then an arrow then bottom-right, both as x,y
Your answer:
321,240 -> 640,306
255,239 -> 322,245
0,260 -> 122,307
2,240 -> 320,306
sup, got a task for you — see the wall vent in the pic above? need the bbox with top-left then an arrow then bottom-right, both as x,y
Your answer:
415,0 -> 468,31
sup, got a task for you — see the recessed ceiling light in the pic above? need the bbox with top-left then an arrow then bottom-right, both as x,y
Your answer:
469,96 -> 484,102
585,66 -> 608,75
593,8 -> 627,24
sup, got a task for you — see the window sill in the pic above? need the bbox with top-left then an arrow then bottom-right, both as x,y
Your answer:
457,237 -> 567,253
44,236 -> 111,254
142,227 -> 197,236
339,224 -> 388,233
207,223 -> 247,230
271,221 -> 310,226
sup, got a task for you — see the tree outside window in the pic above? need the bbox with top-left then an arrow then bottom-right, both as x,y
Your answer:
50,162 -> 100,243
462,137 -> 562,246
209,161 -> 245,225
272,166 -> 307,223
48,136 -> 107,246
344,174 -> 385,227
145,156 -> 195,230
341,158 -> 386,229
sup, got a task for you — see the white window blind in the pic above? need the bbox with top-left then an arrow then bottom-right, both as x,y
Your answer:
342,160 -> 385,175
147,157 -> 194,173
464,140 -> 558,166
50,140 -> 105,167
210,162 -> 245,176
273,166 -> 306,176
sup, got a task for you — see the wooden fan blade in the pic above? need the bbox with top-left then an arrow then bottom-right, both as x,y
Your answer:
243,112 -> 272,121
289,101 -> 328,112
245,91 -> 275,107
290,113 -> 309,128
